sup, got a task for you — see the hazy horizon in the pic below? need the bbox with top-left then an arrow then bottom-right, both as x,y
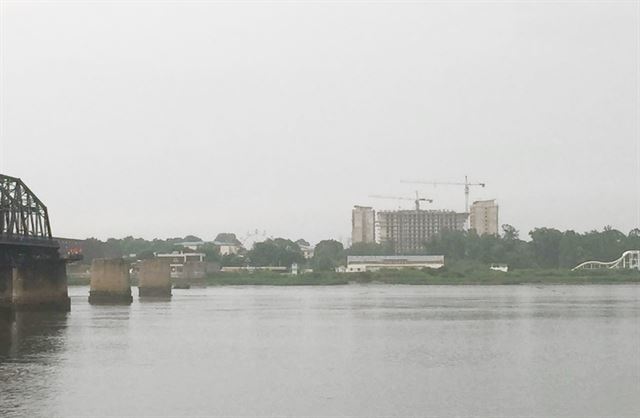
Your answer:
1,1 -> 638,244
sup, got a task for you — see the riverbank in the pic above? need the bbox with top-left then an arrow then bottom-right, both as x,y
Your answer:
67,267 -> 640,286
203,268 -> 640,286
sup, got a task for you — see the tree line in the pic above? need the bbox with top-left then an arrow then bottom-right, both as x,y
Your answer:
78,226 -> 640,271
424,225 -> 640,269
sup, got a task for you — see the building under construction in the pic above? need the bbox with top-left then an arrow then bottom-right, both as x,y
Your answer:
377,209 -> 468,254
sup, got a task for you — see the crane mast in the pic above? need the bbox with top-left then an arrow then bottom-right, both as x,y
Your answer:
400,175 -> 485,213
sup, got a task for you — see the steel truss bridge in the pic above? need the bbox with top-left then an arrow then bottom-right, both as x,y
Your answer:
572,250 -> 640,271
1,174 -> 59,261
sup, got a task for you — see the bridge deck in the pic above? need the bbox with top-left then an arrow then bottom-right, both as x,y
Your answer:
0,234 -> 60,249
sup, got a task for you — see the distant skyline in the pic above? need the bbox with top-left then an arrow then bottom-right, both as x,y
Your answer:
1,1 -> 638,244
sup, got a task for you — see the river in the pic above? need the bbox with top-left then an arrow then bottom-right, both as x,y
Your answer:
1,284 -> 639,417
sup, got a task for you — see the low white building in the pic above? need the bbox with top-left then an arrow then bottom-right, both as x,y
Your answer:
346,255 -> 445,272
216,243 -> 241,256
175,241 -> 205,251
155,251 -> 206,278
175,239 -> 242,256
213,233 -> 244,256
156,251 -> 205,263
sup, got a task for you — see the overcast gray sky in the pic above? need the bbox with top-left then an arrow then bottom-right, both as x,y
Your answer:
1,1 -> 638,244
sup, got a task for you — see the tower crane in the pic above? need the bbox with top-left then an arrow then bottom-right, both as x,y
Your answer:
400,175 -> 485,213
368,191 -> 433,211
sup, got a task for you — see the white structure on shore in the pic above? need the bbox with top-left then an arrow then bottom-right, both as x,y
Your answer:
155,251 -> 206,278
346,255 -> 444,272
572,250 -> 640,271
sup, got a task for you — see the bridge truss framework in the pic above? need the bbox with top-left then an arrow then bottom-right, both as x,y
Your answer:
0,174 -> 53,243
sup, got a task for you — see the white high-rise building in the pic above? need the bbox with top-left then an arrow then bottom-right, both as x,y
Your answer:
352,206 -> 375,245
469,199 -> 499,236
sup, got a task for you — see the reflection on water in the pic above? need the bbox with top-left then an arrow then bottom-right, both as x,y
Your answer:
0,311 -> 69,418
0,311 -> 11,357
0,285 -> 639,418
0,312 -> 68,358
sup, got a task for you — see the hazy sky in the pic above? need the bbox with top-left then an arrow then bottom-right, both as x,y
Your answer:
1,1 -> 638,244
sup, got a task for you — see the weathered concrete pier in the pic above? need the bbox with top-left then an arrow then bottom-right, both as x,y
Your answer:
1,259 -> 70,311
173,260 -> 206,289
138,259 -> 171,297
89,258 -> 133,304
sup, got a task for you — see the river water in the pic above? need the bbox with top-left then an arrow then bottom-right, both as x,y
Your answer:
0,285 -> 639,417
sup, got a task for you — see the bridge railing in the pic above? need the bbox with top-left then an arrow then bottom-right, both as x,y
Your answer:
0,233 -> 60,248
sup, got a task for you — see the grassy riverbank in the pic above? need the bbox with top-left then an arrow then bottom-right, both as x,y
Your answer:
203,266 -> 640,286
67,264 -> 640,286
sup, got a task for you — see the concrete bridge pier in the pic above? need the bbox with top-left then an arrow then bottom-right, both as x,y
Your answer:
89,259 -> 133,304
138,259 -> 171,298
173,261 -> 206,288
0,260 -> 70,312
12,259 -> 70,311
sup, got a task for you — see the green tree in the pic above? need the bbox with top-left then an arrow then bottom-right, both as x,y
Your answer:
312,240 -> 345,271
200,242 -> 221,262
221,253 -> 245,267
501,224 -> 519,241
529,228 -> 563,268
347,242 -> 394,256
247,238 -> 304,267
627,229 -> 640,251
182,235 -> 202,242
558,230 -> 584,268
503,240 -> 535,269
425,230 -> 469,260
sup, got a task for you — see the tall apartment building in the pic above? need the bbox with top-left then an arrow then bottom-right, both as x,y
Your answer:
469,199 -> 499,236
352,206 -> 375,244
377,210 -> 468,254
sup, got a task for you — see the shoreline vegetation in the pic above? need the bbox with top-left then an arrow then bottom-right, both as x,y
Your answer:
69,228 -> 640,287
67,265 -> 640,287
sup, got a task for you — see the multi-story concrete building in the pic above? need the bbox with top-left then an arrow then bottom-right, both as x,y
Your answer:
352,206 -> 375,244
469,199 -> 499,236
377,210 -> 468,254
